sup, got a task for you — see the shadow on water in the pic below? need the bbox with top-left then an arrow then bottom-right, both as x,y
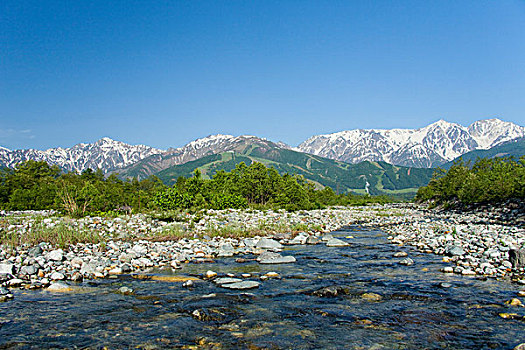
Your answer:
0,226 -> 524,349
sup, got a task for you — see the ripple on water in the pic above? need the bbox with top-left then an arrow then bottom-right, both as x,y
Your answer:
1,227 -> 524,349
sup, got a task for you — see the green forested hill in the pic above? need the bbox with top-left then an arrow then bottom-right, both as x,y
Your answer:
156,148 -> 434,198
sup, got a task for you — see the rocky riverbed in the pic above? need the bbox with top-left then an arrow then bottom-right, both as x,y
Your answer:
0,204 -> 524,302
1,204 -> 525,349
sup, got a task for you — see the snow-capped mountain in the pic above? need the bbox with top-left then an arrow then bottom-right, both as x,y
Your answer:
0,137 -> 164,173
297,118 -> 525,168
117,134 -> 284,179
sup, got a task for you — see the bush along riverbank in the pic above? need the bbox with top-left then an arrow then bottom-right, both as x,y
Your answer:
0,203 -> 524,303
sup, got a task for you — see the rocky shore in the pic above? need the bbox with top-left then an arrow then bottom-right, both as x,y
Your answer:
0,203 -> 524,302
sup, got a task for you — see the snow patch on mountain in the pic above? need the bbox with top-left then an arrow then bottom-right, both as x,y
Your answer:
297,118 -> 525,168
0,138 -> 164,173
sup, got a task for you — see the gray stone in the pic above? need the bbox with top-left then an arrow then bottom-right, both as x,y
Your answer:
306,236 -> 320,245
258,251 -> 296,264
446,246 -> 465,257
399,258 -> 414,266
393,252 -> 408,257
118,286 -> 133,295
214,277 -> 243,285
28,245 -> 43,257
50,272 -> 65,280
8,278 -> 24,287
220,281 -> 260,290
217,243 -> 235,257
0,263 -> 14,275
326,238 -> 349,247
0,287 -> 10,295
289,235 -> 307,245
47,249 -> 64,261
20,265 -> 37,275
509,249 -> 525,268
80,261 -> 98,275
256,238 -> 282,250
47,282 -> 72,292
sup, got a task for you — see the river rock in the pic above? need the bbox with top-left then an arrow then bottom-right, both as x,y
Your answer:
326,238 -> 349,247
256,238 -> 282,250
220,281 -> 260,290
8,278 -> 24,287
393,252 -> 408,257
258,251 -> 296,264
71,271 -> 83,282
399,258 -> 414,266
446,246 -> 465,257
28,245 -> 43,257
289,234 -> 307,245
0,287 -> 10,295
205,270 -> 217,278
118,286 -> 134,295
214,277 -> 242,285
306,236 -> 320,245
217,243 -> 235,257
361,292 -> 382,301
50,272 -> 65,280
509,249 -> 525,268
0,263 -> 14,275
47,249 -> 64,261
47,282 -> 73,292
514,343 -> 525,350
20,265 -> 38,275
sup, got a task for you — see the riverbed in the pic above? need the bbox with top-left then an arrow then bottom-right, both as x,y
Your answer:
1,226 -> 523,349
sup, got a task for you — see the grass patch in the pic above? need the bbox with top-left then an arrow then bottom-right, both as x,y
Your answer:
144,224 -> 189,241
0,217 -> 104,248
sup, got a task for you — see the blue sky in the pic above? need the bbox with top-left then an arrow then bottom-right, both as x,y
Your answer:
1,1 -> 524,150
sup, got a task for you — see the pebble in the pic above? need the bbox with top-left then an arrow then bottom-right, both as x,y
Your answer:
205,270 -> 217,278
361,293 -> 382,301
399,258 -> 414,266
118,286 -> 133,295
393,252 -> 408,257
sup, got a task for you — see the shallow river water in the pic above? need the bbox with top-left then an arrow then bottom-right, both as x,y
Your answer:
0,226 -> 524,349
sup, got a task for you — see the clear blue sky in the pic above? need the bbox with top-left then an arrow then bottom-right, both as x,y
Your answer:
1,1 -> 524,150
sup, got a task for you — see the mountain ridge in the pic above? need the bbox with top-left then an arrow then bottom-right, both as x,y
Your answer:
297,118 -> 525,168
0,137 -> 164,173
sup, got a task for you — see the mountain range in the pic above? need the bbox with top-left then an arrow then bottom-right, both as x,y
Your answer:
297,118 -> 525,167
0,118 -> 523,197
0,137 -> 163,173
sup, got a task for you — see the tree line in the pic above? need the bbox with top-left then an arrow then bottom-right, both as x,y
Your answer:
0,160 -> 391,216
416,157 -> 525,206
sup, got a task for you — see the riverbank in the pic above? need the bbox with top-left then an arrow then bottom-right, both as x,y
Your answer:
0,204 -> 524,301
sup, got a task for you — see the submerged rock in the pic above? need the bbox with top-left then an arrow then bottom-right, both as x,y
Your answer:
258,251 -> 296,264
